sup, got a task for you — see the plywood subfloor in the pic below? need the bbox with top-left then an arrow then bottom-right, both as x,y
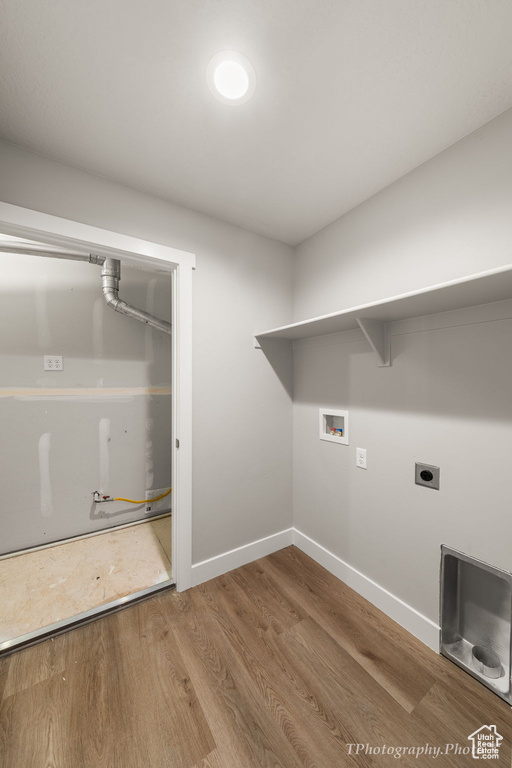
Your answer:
0,515 -> 172,644
0,545 -> 509,767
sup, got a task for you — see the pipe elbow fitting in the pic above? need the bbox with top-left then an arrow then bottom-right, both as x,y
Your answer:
102,289 -> 122,309
100,257 -> 171,335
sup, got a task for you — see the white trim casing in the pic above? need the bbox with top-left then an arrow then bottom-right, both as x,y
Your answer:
0,201 -> 195,592
0,201 -> 194,269
172,263 -> 193,591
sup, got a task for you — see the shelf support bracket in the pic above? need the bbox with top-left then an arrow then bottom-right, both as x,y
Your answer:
357,318 -> 390,367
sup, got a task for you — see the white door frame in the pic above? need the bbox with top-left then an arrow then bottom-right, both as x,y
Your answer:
0,201 -> 194,591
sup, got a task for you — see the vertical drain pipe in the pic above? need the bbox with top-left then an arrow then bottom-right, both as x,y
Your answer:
101,258 -> 172,335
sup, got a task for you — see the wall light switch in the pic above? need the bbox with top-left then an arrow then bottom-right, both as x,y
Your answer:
44,355 -> 63,371
356,447 -> 367,469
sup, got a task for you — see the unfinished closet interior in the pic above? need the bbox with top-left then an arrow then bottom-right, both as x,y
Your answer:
0,235 -> 174,650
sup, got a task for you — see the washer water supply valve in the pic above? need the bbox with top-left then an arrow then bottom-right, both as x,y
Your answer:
93,491 -> 114,503
92,488 -> 172,506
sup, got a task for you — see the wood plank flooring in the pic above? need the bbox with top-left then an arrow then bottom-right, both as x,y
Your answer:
0,545 -> 510,767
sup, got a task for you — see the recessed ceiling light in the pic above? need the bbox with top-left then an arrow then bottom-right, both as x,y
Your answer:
207,51 -> 256,105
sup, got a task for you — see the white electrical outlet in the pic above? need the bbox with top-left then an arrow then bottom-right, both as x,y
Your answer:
145,487 -> 171,515
44,355 -> 63,371
356,447 -> 367,469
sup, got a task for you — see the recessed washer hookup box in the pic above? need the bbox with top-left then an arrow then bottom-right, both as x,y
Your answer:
440,545 -> 512,703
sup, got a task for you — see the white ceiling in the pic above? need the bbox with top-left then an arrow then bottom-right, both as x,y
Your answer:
1,1 -> 512,245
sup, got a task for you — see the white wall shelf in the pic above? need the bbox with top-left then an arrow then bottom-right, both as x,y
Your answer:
254,264 -> 512,366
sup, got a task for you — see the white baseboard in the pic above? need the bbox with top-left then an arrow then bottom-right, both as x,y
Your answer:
190,525 -> 439,652
293,528 -> 440,651
191,527 -> 294,587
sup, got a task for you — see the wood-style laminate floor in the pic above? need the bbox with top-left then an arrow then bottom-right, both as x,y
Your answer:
0,546 -> 510,767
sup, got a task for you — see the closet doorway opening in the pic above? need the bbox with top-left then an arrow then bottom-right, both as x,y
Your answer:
0,202 -> 194,654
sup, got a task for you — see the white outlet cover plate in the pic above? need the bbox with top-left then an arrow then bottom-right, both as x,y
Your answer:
356,447 -> 367,469
145,487 -> 171,514
44,355 -> 63,371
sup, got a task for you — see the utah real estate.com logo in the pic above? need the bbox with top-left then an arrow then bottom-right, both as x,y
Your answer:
468,725 -> 503,760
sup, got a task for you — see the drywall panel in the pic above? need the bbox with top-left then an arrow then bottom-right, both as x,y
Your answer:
294,106 -> 512,320
293,311 -> 512,623
0,141 -> 294,563
0,252 -> 172,553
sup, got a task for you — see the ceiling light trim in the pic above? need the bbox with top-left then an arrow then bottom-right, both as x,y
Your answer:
207,50 -> 256,105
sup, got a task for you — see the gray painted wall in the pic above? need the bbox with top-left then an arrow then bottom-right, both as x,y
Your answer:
292,106 -> 512,624
0,251 -> 172,553
294,106 -> 512,320
0,139 -> 294,564
294,310 -> 512,623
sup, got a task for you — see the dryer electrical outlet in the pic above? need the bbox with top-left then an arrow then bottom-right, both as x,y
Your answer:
415,462 -> 440,490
